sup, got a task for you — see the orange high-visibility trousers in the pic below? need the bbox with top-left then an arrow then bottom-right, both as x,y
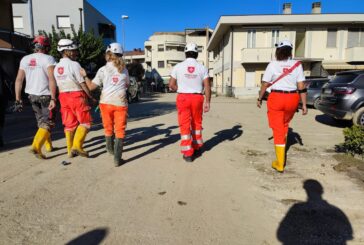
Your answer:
99,103 -> 128,138
267,92 -> 300,145
59,91 -> 92,131
176,93 -> 204,156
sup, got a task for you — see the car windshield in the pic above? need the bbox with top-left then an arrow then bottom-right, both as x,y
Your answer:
330,74 -> 358,84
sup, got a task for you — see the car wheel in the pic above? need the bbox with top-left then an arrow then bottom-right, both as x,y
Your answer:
313,98 -> 320,109
353,107 -> 364,126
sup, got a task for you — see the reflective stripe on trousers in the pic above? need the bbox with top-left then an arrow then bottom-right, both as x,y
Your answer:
177,93 -> 204,156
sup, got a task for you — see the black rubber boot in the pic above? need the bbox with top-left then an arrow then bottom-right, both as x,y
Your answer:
114,138 -> 124,167
105,136 -> 114,155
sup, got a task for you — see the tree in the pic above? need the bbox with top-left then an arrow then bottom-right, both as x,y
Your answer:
126,62 -> 145,81
39,25 -> 105,73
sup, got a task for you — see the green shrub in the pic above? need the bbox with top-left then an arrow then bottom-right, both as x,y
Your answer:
336,125 -> 364,158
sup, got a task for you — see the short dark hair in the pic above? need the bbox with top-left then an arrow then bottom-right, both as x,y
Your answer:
275,46 -> 292,61
185,51 -> 198,59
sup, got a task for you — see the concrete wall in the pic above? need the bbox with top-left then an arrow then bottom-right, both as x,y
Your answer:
12,0 -> 114,41
12,0 -> 83,36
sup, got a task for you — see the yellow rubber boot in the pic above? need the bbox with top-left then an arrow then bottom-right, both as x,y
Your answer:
272,145 -> 285,173
30,128 -> 49,159
65,130 -> 75,158
44,134 -> 53,152
71,126 -> 89,157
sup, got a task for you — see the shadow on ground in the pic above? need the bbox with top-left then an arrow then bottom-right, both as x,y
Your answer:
123,124 -> 180,164
277,179 -> 353,245
203,125 -> 243,152
315,114 -> 352,128
1,94 -> 176,154
286,128 -> 303,152
65,228 -> 108,245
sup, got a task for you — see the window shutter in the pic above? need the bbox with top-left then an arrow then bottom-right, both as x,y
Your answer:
326,29 -> 337,48
347,28 -> 359,48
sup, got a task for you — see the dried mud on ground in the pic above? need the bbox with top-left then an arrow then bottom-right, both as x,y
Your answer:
0,94 -> 364,245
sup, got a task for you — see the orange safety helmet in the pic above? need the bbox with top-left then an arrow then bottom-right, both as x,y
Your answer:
33,35 -> 50,49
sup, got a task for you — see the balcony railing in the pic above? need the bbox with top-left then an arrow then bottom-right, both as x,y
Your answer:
241,47 -> 275,63
346,47 -> 364,62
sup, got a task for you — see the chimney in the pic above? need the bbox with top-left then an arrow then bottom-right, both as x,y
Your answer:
312,2 -> 321,14
283,3 -> 292,14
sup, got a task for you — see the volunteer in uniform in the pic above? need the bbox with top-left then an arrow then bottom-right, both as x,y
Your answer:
169,42 -> 211,162
81,43 -> 129,166
14,35 -> 57,159
54,39 -> 94,158
257,40 -> 307,173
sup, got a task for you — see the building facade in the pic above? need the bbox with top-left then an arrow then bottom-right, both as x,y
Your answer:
12,0 -> 115,44
208,8 -> 364,97
144,29 -> 213,83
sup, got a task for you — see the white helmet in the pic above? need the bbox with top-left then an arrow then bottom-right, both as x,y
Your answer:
275,40 -> 293,48
57,39 -> 79,52
184,43 -> 198,53
106,42 -> 123,55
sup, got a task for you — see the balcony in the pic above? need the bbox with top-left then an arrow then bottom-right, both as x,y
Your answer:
163,50 -> 185,61
241,48 -> 275,63
346,47 -> 364,62
145,56 -> 152,62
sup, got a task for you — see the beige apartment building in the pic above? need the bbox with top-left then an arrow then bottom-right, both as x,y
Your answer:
144,28 -> 213,83
207,5 -> 364,97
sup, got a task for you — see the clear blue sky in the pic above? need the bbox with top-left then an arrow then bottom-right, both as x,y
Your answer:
87,0 -> 364,51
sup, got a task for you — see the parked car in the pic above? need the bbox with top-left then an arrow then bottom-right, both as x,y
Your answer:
127,76 -> 141,103
317,70 -> 364,125
304,77 -> 330,108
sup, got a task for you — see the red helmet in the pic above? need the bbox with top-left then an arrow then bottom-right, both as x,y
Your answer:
33,35 -> 50,48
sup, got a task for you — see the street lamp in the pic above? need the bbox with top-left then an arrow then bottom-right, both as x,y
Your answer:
121,15 -> 129,51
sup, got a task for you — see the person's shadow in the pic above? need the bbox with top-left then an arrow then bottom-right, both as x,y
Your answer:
203,125 -> 243,152
286,128 -> 303,152
277,179 -> 353,245
65,228 -> 108,245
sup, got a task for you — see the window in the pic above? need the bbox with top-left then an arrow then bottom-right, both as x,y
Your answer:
158,61 -> 165,68
158,44 -> 164,52
347,28 -> 364,48
13,16 -> 23,29
327,28 -> 337,48
197,46 -> 203,52
247,30 -> 256,48
271,30 -> 280,47
57,16 -> 71,28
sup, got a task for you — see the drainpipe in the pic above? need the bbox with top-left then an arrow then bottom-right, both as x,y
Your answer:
230,26 -> 234,96
221,34 -> 224,95
28,0 -> 35,36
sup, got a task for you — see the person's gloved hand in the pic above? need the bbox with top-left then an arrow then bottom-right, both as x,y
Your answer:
13,100 -> 23,112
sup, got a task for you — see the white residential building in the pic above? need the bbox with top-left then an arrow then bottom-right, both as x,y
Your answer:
12,0 -> 115,44
144,28 -> 213,83
207,3 -> 364,97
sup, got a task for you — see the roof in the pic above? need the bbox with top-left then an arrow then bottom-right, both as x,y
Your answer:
124,50 -> 145,56
153,32 -> 185,36
208,14 -> 364,50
